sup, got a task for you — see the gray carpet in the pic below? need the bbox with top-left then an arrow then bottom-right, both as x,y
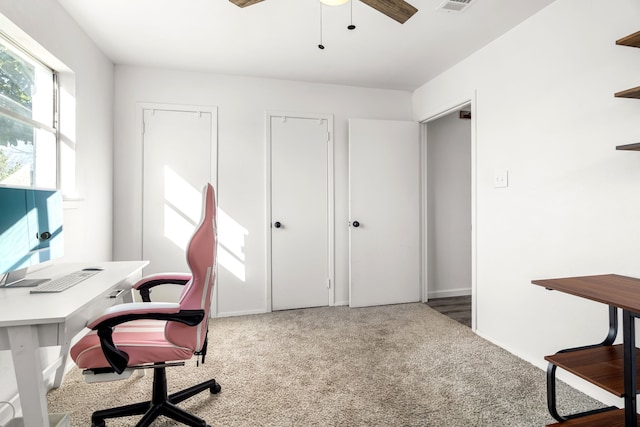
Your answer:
46,303 -> 603,426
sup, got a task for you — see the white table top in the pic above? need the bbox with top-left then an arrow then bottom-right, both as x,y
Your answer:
0,261 -> 148,327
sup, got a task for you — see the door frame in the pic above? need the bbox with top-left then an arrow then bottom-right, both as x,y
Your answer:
265,111 -> 335,311
420,93 -> 477,330
137,102 -> 218,315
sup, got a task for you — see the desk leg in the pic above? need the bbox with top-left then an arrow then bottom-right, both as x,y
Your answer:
623,310 -> 637,427
52,338 -> 71,389
8,325 -> 50,427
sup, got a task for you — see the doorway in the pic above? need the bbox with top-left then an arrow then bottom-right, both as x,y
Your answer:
422,100 -> 476,330
266,112 -> 335,311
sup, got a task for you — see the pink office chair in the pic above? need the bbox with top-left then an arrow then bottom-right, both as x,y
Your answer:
70,183 -> 219,427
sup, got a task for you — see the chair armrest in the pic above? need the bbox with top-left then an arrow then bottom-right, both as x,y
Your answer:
88,303 -> 205,374
133,273 -> 192,302
86,302 -> 181,329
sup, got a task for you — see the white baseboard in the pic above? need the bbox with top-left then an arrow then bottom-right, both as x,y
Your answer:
216,302 -> 351,317
215,308 -> 268,318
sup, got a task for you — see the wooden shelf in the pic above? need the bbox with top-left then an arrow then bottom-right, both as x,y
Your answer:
617,31 -> 640,48
615,31 -> 640,152
545,344 -> 640,396
615,32 -> 640,153
547,408 -> 640,426
617,143 -> 640,151
615,86 -> 640,99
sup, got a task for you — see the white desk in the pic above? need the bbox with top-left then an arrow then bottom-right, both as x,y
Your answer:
0,260 -> 148,427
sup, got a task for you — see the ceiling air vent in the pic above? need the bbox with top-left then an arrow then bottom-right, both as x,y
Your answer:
436,0 -> 473,13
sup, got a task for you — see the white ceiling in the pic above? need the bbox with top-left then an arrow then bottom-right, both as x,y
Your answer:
56,0 -> 557,91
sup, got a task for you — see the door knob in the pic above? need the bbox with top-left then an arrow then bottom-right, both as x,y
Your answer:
274,221 -> 282,228
352,221 -> 360,228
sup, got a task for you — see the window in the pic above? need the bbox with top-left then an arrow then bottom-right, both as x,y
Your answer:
0,33 -> 57,189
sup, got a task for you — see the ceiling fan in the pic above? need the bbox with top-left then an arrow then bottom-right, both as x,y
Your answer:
229,0 -> 418,24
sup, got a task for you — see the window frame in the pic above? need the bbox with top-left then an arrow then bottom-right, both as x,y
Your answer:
0,30 -> 59,189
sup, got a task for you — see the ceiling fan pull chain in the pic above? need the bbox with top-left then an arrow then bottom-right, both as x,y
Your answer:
318,2 -> 325,49
348,0 -> 356,30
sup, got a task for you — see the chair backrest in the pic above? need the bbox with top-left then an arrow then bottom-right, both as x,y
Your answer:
164,183 -> 216,352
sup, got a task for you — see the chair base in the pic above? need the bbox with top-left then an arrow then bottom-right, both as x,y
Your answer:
91,364 -> 221,427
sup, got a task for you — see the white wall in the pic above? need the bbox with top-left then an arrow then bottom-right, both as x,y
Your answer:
0,0 -> 114,419
414,0 -> 640,404
0,1 -> 114,263
113,66 -> 413,316
426,110 -> 472,298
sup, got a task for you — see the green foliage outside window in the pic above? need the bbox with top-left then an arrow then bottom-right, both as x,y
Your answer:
0,43 -> 34,148
0,149 -> 19,181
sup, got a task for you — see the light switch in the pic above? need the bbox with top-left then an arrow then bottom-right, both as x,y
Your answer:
494,170 -> 508,188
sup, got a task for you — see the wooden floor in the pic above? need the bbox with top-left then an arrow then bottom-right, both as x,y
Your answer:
426,295 -> 471,328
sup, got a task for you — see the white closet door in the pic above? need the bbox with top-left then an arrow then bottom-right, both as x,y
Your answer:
142,107 -> 216,301
349,119 -> 420,308
270,115 -> 329,310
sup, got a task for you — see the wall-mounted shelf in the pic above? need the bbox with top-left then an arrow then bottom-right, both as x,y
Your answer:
616,31 -> 640,151
616,143 -> 640,151
615,86 -> 640,99
616,30 -> 640,48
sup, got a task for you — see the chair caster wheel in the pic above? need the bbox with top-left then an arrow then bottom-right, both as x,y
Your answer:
210,381 -> 221,394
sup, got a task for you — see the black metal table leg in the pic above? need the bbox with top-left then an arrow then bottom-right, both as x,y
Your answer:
623,310 -> 637,426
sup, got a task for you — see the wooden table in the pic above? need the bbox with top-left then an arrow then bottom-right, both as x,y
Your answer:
533,274 -> 640,426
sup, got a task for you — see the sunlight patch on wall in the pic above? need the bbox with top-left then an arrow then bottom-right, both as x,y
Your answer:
164,167 -> 201,222
163,205 -> 195,251
161,166 -> 247,281
218,208 -> 247,282
163,166 -> 200,251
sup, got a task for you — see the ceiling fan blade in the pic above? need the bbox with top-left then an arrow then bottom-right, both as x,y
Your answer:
229,0 -> 264,7
358,0 -> 418,24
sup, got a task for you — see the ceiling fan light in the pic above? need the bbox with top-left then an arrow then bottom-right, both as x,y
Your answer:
320,0 -> 350,5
